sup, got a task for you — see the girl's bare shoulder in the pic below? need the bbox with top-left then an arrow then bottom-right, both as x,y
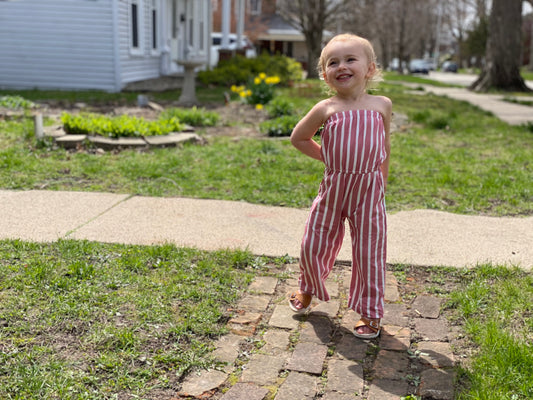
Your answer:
308,98 -> 340,123
364,94 -> 392,118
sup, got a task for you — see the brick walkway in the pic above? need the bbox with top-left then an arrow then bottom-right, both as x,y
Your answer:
177,264 -> 457,399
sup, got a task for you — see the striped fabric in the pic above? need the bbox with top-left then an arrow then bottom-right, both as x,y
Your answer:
299,109 -> 387,318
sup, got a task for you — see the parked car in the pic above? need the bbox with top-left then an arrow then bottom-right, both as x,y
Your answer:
426,60 -> 437,71
408,59 -> 430,74
442,61 -> 458,73
210,33 -> 257,68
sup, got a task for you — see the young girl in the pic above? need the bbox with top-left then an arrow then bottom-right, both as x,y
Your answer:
289,33 -> 391,339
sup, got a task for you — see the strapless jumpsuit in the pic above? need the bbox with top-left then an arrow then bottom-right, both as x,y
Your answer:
299,109 -> 387,319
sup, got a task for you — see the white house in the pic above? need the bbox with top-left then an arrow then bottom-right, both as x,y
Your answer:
0,0 -> 211,92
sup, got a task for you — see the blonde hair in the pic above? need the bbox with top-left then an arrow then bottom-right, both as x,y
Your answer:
318,33 -> 383,90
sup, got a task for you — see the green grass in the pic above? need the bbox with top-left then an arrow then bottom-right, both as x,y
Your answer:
383,71 -> 459,87
4,80 -> 530,215
1,73 -> 531,399
502,96 -> 533,107
0,86 -> 229,107
376,82 -> 532,215
0,239 -> 274,399
521,68 -> 533,81
447,264 -> 533,400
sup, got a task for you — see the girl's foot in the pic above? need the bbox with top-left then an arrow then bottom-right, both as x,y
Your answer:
353,317 -> 381,339
288,292 -> 312,314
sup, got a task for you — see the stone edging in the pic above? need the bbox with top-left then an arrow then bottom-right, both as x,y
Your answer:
43,125 -> 202,150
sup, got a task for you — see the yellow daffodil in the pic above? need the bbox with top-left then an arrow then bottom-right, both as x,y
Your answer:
254,77 -> 261,85
265,76 -> 280,85
258,72 -> 267,80
255,104 -> 264,110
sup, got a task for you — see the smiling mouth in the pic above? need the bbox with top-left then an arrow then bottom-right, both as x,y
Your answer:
336,74 -> 352,80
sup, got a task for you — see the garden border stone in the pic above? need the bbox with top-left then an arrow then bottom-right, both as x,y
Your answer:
50,129 -> 201,150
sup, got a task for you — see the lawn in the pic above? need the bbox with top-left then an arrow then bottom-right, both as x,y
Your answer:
0,240 -> 280,399
0,75 -> 532,399
1,80 -> 532,216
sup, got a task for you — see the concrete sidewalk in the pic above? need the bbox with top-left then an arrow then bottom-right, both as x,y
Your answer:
423,71 -> 533,125
422,85 -> 533,125
1,189 -> 531,269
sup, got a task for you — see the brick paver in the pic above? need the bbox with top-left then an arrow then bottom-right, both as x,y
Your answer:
325,359 -> 364,395
286,342 -> 328,375
274,371 -> 318,400
412,294 -> 442,318
177,265 -> 459,399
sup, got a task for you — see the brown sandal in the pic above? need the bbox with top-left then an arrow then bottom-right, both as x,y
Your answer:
353,317 -> 381,339
288,292 -> 312,314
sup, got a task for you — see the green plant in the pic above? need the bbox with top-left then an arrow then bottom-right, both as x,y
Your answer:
160,106 -> 220,127
259,115 -> 300,137
61,112 -> 185,138
231,73 -> 281,105
198,53 -> 303,87
266,97 -> 297,118
0,95 -> 36,110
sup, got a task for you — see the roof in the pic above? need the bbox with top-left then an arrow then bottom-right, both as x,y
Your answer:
256,13 -> 305,41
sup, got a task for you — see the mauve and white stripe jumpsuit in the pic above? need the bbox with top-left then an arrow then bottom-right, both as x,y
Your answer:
299,109 -> 387,319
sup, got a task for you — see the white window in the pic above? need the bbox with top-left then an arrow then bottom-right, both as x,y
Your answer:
150,0 -> 159,53
249,0 -> 260,15
129,0 -> 144,55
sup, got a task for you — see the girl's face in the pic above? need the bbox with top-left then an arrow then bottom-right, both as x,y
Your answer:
322,40 -> 375,94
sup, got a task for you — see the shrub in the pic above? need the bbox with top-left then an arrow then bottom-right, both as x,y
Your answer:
266,97 -> 296,118
198,53 -> 303,87
259,115 -> 300,137
61,113 -> 185,138
0,95 -> 35,110
161,107 -> 219,126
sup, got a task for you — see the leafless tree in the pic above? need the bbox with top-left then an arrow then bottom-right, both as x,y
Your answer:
339,0 -> 438,73
277,0 -> 348,78
443,0 -> 471,66
470,0 -> 531,91
441,0 -> 490,67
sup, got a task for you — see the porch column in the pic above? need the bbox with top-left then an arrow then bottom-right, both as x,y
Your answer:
236,0 -> 244,50
221,0 -> 231,49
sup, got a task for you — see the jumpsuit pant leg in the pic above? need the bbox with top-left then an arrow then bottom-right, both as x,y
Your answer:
346,171 -> 387,319
298,170 -> 346,302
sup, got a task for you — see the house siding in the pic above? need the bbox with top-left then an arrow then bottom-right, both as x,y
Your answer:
117,0 -> 162,86
0,0 -> 165,92
0,0 -> 118,91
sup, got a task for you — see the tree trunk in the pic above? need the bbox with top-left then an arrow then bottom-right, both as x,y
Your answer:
305,34 -> 322,79
470,0 -> 531,92
302,0 -> 325,79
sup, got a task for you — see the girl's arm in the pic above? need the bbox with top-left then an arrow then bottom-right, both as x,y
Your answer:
290,102 -> 327,162
379,97 -> 393,191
